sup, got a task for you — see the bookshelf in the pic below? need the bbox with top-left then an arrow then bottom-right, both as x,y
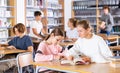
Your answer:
72,0 -> 120,33
0,0 -> 16,43
25,0 -> 64,33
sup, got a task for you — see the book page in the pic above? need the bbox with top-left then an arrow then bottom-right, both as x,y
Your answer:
60,58 -> 88,65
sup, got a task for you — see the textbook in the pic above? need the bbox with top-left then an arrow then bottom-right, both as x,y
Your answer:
60,58 -> 90,65
109,56 -> 120,61
110,61 -> 120,68
109,56 -> 120,68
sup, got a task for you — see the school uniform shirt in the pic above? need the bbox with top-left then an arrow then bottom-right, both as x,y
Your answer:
67,33 -> 113,63
29,20 -> 43,38
8,35 -> 33,50
35,41 -> 63,61
66,28 -> 79,39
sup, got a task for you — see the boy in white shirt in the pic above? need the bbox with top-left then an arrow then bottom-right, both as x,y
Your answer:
66,20 -> 113,63
29,11 -> 46,39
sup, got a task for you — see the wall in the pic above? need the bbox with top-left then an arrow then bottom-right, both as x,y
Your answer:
64,0 -> 72,31
16,0 -> 25,24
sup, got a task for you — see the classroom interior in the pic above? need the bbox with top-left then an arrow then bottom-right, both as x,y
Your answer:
0,0 -> 120,73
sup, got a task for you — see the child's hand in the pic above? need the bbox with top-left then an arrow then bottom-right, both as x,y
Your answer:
7,46 -> 16,50
54,55 -> 61,60
66,56 -> 74,61
81,56 -> 91,63
0,47 -> 5,50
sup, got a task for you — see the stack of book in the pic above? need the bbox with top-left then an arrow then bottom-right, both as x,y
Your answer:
110,56 -> 120,68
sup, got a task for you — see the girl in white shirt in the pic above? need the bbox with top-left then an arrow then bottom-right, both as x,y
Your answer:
66,18 -> 79,41
66,20 -> 113,63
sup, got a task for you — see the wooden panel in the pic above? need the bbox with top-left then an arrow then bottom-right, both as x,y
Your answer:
8,0 -> 17,36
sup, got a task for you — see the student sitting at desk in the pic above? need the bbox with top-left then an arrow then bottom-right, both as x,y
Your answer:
35,28 -> 66,72
66,18 -> 79,42
0,23 -> 33,73
35,28 -> 64,61
66,20 -> 113,63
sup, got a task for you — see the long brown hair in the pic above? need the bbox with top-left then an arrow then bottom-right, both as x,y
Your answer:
44,28 -> 64,40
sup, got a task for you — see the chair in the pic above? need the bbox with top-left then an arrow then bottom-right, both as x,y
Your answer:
16,52 -> 34,73
97,33 -> 120,56
97,33 -> 119,46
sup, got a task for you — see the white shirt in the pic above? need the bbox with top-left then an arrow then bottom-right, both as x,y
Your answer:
29,20 -> 43,38
66,28 -> 79,39
67,34 -> 113,63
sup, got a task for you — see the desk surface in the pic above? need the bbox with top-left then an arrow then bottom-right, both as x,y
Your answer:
32,61 -> 120,73
0,48 -> 27,54
32,38 -> 75,47
32,39 -> 42,43
107,35 -> 119,40
59,41 -> 75,47
109,45 -> 120,50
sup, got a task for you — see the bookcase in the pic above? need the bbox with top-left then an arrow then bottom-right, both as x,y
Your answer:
72,0 -> 120,34
25,0 -> 64,33
0,0 -> 16,43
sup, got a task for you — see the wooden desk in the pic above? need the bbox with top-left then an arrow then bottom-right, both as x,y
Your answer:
32,38 -> 42,44
59,41 -> 75,47
0,49 -> 27,54
107,35 -> 119,40
107,35 -> 119,46
98,34 -> 119,45
0,48 -> 28,62
31,38 -> 42,51
103,35 -> 119,44
109,45 -> 120,50
32,38 -> 75,48
32,61 -> 90,73
109,45 -> 120,56
32,61 -> 120,73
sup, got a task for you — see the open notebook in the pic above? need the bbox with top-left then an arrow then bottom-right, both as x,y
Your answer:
61,58 -> 90,65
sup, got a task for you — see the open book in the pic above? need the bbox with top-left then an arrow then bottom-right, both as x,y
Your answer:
60,58 -> 90,65
109,56 -> 120,61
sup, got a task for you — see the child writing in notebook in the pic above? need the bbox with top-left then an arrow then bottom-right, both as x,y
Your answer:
35,28 -> 64,61
34,28 -> 66,73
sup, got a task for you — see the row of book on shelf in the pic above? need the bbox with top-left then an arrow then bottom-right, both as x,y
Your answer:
0,10 -> 12,17
0,29 -> 8,44
73,0 -> 119,6
26,10 -> 62,17
26,0 -> 62,9
0,0 -> 7,6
